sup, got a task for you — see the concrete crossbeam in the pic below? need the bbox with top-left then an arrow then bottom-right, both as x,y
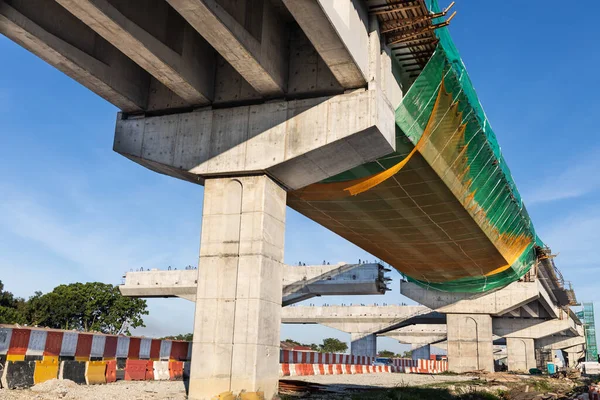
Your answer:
0,0 -> 149,112
56,0 -> 214,105
401,280 -> 544,316
119,263 -> 388,305
114,86 -> 395,190
281,305 -> 429,334
493,317 -> 578,339
282,0 -> 368,89
166,0 -> 287,96
536,335 -> 586,351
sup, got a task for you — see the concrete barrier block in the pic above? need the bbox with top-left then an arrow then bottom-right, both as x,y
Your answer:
105,360 -> 117,383
124,359 -> 147,381
85,361 -> 107,385
1,361 -> 35,389
60,360 -> 86,384
169,361 -> 183,381
153,361 -> 170,380
34,359 -> 59,384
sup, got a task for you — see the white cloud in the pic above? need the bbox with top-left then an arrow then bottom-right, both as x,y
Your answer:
524,148 -> 600,205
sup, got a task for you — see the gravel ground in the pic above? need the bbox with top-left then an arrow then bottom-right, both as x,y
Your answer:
0,374 -> 479,399
290,373 -> 478,388
0,379 -> 188,400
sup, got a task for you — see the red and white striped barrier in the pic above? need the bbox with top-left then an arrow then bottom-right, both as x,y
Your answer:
390,358 -> 448,374
279,363 -> 395,377
280,350 -> 374,365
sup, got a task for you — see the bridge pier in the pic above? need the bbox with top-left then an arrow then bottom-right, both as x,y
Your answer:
446,314 -> 494,373
350,333 -> 377,358
506,338 -> 536,373
190,175 -> 285,399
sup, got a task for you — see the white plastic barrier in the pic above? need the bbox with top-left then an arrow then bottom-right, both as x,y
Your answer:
153,361 -> 170,380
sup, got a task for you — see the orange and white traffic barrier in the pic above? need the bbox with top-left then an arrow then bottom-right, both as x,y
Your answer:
280,350 -> 374,365
279,363 -> 395,377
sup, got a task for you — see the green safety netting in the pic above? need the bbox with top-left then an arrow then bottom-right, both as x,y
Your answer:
576,303 -> 598,361
287,1 -> 543,292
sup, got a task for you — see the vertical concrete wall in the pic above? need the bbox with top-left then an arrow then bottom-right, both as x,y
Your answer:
506,338 -> 536,372
350,333 -> 377,358
412,344 -> 431,360
189,175 -> 286,400
447,314 -> 494,373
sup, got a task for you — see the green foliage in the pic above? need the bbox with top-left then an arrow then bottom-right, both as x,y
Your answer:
378,350 -> 396,358
20,282 -> 148,334
162,333 -> 193,341
351,387 -> 502,400
320,338 -> 348,353
0,280 -> 26,324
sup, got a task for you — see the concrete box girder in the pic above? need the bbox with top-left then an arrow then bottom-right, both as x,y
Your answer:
56,0 -> 215,105
401,280 -> 547,316
166,0 -> 287,96
282,0 -> 368,89
114,87 -> 395,191
382,324 -> 447,345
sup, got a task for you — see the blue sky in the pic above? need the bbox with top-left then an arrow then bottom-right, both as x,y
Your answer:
0,1 -> 598,354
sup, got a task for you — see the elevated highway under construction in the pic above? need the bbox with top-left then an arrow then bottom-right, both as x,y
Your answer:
0,0 -> 588,398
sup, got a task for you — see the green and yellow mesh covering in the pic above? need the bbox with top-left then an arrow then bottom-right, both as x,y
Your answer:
288,1 -> 543,292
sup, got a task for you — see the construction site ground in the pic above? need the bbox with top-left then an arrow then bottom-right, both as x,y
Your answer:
0,373 -> 595,400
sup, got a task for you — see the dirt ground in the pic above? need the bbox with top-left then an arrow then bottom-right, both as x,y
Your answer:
0,373 -> 593,400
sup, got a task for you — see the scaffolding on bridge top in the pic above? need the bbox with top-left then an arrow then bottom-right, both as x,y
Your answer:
576,303 -> 598,361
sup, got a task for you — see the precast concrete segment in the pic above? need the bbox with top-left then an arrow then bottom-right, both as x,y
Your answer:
55,0 -> 214,105
0,0 -> 148,112
506,338 -> 536,373
282,0 -> 368,88
189,176 -> 285,400
281,305 -> 430,334
282,263 -> 387,306
446,314 -> 494,373
113,87 -> 395,191
119,263 -> 388,304
400,280 -> 542,315
166,0 -> 287,96
536,335 -> 586,351
493,317 -> 578,339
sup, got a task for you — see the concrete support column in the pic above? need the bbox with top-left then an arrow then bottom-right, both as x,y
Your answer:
447,314 -> 494,373
563,345 -> 585,368
189,175 -> 286,400
412,344 -> 431,360
506,338 -> 536,372
350,333 -> 377,358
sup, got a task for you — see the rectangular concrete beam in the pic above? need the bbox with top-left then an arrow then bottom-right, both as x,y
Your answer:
536,335 -> 586,350
166,0 -> 287,96
56,0 -> 214,105
400,280 -> 541,316
119,263 -> 388,305
114,86 -> 395,190
493,317 -> 578,339
281,305 -> 429,334
282,0 -> 368,88
0,0 -> 148,112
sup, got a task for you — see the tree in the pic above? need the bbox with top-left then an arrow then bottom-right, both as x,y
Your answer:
0,281 -> 25,324
401,350 -> 413,359
378,350 -> 395,358
21,282 -> 148,334
162,333 -> 193,341
320,338 -> 348,353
